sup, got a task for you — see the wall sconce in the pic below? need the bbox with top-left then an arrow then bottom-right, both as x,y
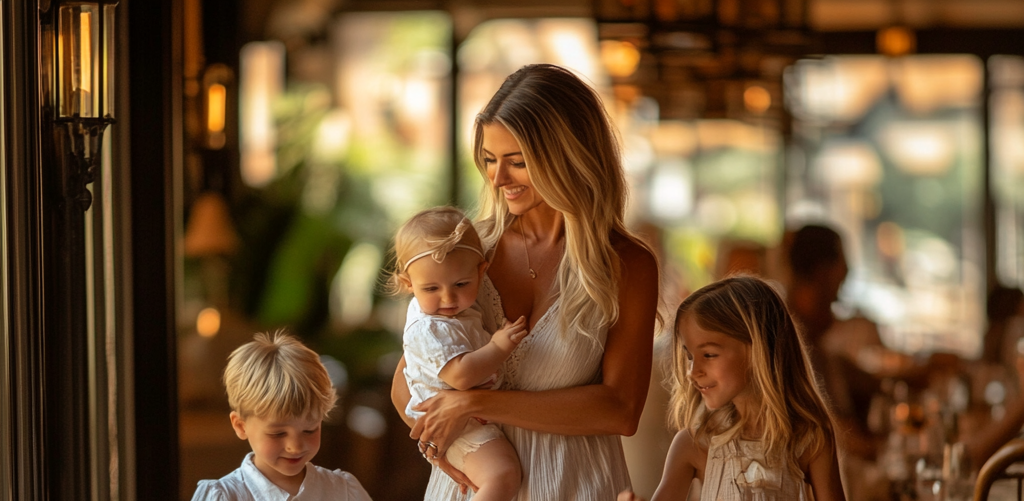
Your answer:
202,64 -> 233,150
47,0 -> 119,211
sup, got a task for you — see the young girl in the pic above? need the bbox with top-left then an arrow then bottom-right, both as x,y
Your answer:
388,206 -> 528,501
619,275 -> 846,501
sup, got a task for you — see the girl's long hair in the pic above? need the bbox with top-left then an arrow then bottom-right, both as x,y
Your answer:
473,63 -> 652,340
668,275 -> 835,472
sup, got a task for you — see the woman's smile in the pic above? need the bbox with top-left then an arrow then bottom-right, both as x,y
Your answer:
504,186 -> 527,200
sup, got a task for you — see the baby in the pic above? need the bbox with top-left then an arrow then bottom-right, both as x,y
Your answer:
389,206 -> 527,501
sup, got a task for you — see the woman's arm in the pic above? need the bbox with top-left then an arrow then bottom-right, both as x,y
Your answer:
650,430 -> 698,501
390,356 -> 416,429
804,435 -> 847,501
412,241 -> 659,447
390,355 -> 477,493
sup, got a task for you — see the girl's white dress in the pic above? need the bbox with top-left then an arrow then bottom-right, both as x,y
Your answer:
701,433 -> 808,501
422,277 -> 632,500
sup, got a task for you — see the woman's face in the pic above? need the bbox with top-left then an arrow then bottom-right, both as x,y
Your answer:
481,123 -> 544,215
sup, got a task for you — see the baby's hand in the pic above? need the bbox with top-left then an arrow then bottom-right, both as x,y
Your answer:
492,316 -> 528,354
617,489 -> 645,501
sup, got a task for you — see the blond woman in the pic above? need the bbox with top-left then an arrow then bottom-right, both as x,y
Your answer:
391,63 -> 660,500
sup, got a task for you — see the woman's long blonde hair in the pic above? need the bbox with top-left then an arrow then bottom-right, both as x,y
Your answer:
668,275 -> 835,472
472,63 -> 645,339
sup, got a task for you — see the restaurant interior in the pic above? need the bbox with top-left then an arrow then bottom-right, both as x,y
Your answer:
3,0 -> 1024,500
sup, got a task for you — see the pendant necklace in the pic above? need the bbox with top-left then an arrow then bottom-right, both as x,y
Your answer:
519,217 -> 537,279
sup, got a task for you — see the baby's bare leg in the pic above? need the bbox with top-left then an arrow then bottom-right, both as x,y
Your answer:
460,437 -> 522,501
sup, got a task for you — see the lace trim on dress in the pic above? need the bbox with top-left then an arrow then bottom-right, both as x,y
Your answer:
481,276 -> 526,387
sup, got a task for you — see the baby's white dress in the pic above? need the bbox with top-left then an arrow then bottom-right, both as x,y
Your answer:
422,277 -> 632,500
403,299 -> 505,469
701,432 -> 808,501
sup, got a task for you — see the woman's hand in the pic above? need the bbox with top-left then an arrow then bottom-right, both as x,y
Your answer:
410,389 -> 474,457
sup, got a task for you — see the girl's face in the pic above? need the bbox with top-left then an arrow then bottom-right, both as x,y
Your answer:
401,249 -> 487,317
481,123 -> 545,215
679,313 -> 753,412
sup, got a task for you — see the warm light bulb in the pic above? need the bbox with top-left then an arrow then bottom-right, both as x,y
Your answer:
601,40 -> 641,78
196,307 -> 221,337
743,85 -> 771,114
80,11 -> 92,94
877,26 -> 915,57
207,83 -> 226,134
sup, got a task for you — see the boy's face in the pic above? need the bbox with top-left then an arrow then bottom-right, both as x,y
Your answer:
230,412 -> 322,492
401,248 -> 487,317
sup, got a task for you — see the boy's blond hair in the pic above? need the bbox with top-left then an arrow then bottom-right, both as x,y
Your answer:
224,330 -> 337,421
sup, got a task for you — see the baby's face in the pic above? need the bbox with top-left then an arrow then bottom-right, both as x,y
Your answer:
403,248 -> 487,317
231,412 -> 322,490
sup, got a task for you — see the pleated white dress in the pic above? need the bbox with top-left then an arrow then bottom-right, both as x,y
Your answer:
422,277 -> 632,500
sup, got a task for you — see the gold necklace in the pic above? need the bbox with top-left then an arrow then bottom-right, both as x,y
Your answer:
518,217 -> 536,279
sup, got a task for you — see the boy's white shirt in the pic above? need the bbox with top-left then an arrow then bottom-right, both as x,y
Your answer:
190,452 -> 372,501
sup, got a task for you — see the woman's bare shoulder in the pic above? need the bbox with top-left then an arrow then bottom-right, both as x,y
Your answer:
611,232 -> 658,278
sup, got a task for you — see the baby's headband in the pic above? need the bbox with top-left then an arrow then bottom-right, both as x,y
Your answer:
403,218 -> 484,270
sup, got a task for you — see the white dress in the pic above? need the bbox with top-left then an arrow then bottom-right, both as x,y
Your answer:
701,433 -> 808,501
402,299 -> 506,470
422,277 -> 632,500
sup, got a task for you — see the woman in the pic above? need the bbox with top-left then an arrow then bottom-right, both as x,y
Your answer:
391,63 -> 660,500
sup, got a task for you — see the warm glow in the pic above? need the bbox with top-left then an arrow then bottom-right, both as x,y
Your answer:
815,141 -> 883,188
207,83 -> 226,134
540,21 -> 598,79
649,121 -> 697,157
196,307 -> 221,337
649,160 -> 694,222
794,57 -> 890,122
601,40 -> 641,78
879,121 -> 956,176
877,26 -> 915,58
239,41 -> 285,187
743,85 -> 771,114
876,221 -> 906,259
895,56 -> 982,114
80,11 -> 92,94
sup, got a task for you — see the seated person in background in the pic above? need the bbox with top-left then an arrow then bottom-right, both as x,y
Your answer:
190,331 -> 372,501
982,285 -> 1024,375
783,223 -> 890,459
